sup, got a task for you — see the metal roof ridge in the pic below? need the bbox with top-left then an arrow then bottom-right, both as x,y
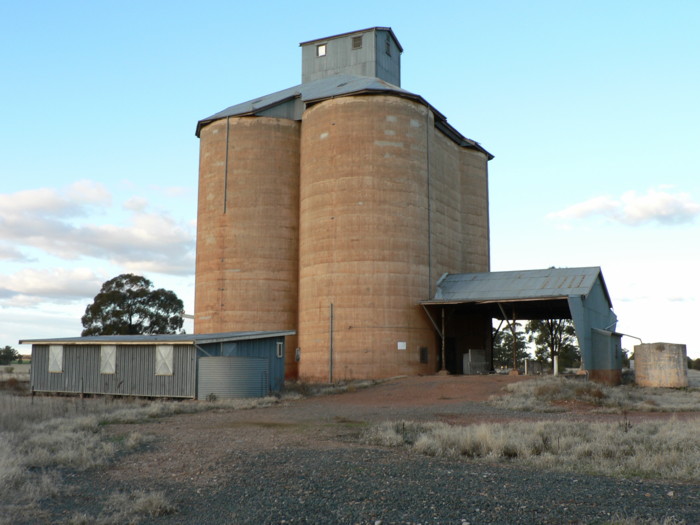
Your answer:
299,27 -> 403,53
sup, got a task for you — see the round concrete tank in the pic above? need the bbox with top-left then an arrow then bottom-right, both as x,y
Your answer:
194,116 -> 300,376
298,95 -> 441,381
634,343 -> 688,387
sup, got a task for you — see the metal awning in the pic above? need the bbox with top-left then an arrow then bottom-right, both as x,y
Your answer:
421,267 -> 618,373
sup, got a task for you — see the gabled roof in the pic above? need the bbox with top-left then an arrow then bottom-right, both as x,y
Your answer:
19,330 -> 296,346
195,74 -> 493,160
424,267 -> 612,307
299,26 -> 403,53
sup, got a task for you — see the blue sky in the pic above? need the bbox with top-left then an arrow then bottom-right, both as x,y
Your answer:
1,1 -> 698,358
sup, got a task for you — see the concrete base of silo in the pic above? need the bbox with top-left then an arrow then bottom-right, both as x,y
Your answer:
633,343 -> 688,388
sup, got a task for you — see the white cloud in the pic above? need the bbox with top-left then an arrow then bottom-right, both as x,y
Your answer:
0,181 -> 195,275
0,267 -> 105,307
548,187 -> 700,226
123,196 -> 149,212
0,180 -> 110,219
0,245 -> 30,262
154,185 -> 191,198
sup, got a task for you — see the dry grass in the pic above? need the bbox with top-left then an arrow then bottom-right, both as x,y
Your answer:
283,379 -> 379,398
67,489 -> 176,524
606,517 -> 688,525
488,376 -> 700,413
363,417 -> 699,481
0,392 -> 288,524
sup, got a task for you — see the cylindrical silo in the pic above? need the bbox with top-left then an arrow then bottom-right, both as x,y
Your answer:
298,95 -> 437,381
634,343 -> 688,387
459,148 -> 490,273
194,116 -> 300,377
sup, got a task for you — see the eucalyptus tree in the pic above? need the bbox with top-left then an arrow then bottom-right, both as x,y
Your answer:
525,318 -> 579,373
81,274 -> 184,336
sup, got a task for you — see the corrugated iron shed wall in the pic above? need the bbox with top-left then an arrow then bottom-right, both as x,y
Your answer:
30,344 -> 197,398
300,28 -> 401,86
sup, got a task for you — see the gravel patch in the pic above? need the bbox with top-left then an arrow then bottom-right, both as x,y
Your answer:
9,375 -> 700,524
38,447 -> 700,524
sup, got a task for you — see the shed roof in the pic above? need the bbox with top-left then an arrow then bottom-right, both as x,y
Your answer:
421,267 -> 618,373
195,74 -> 493,159
19,330 -> 296,346
424,267 -> 611,306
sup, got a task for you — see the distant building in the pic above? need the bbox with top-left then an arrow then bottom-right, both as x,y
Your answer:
194,28 -> 492,381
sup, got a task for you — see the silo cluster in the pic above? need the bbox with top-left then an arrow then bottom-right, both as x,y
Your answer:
194,28 -> 492,381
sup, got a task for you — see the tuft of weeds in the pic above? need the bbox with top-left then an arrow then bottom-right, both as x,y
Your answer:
489,376 -> 700,413
363,418 -> 700,481
66,489 -> 176,525
283,379 -> 380,399
100,489 -> 176,522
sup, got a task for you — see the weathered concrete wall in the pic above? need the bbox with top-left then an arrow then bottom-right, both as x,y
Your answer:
634,342 -> 688,387
194,94 -> 490,382
297,95 -> 490,381
459,148 -> 490,272
298,96 -> 435,380
194,117 -> 300,376
428,129 -> 490,289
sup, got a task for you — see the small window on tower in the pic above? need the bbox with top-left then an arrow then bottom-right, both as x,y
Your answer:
352,36 -> 362,50
385,35 -> 391,56
316,44 -> 327,57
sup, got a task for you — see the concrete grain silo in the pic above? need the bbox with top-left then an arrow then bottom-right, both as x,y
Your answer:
298,95 -> 434,380
195,117 -> 300,376
194,27 -> 493,380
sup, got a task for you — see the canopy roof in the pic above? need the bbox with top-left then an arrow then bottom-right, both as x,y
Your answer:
422,266 -> 612,320
421,267 -> 618,372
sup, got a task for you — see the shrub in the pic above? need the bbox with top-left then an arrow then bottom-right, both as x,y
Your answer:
363,418 -> 700,481
489,376 -> 700,413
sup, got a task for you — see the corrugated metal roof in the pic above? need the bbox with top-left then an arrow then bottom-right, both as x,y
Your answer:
197,74 -> 411,130
424,267 -> 611,305
19,330 -> 296,346
195,74 -> 493,160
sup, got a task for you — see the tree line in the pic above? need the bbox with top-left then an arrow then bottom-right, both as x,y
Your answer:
492,319 -> 581,370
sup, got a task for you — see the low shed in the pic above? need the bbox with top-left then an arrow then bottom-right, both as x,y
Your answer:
20,331 -> 294,399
